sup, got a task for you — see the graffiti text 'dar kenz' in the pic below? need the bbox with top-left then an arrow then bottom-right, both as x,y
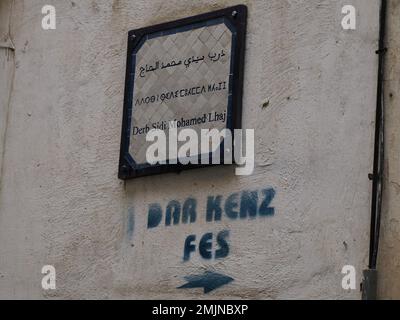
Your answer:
146,187 -> 276,261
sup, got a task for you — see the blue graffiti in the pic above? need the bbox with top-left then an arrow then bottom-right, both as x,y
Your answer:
183,235 -> 196,261
215,230 -> 230,259
206,195 -> 223,221
147,203 -> 162,228
127,207 -> 135,239
147,187 -> 276,229
258,188 -> 276,216
143,187 -> 276,263
178,271 -> 234,293
165,200 -> 181,226
182,197 -> 197,224
148,198 -> 198,229
184,230 -> 229,261
207,187 -> 276,221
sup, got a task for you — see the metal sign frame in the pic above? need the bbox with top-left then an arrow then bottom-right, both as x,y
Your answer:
119,5 -> 247,179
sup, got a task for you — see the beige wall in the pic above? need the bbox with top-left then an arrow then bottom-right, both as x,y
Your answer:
0,0 -> 383,299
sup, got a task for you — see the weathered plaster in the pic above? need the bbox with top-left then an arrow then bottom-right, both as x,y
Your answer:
0,0 -> 380,299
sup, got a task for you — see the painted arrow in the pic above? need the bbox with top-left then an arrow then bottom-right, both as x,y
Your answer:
177,271 -> 234,294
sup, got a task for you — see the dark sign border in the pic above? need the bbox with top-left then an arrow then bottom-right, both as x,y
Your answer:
119,5 -> 247,179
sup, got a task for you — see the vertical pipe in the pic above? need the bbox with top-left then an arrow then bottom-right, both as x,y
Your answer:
369,0 -> 387,270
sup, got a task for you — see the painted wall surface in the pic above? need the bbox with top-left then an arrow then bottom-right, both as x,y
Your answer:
0,0 -> 381,299
378,0 -> 400,300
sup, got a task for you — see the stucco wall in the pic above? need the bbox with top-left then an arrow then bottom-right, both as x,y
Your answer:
0,0 -> 380,299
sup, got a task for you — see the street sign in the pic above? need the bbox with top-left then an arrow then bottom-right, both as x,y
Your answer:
119,5 -> 247,179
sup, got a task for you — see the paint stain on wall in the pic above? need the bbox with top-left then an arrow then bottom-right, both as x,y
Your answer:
127,207 -> 135,239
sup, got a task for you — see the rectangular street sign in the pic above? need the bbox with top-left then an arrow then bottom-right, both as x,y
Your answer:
119,5 -> 247,179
